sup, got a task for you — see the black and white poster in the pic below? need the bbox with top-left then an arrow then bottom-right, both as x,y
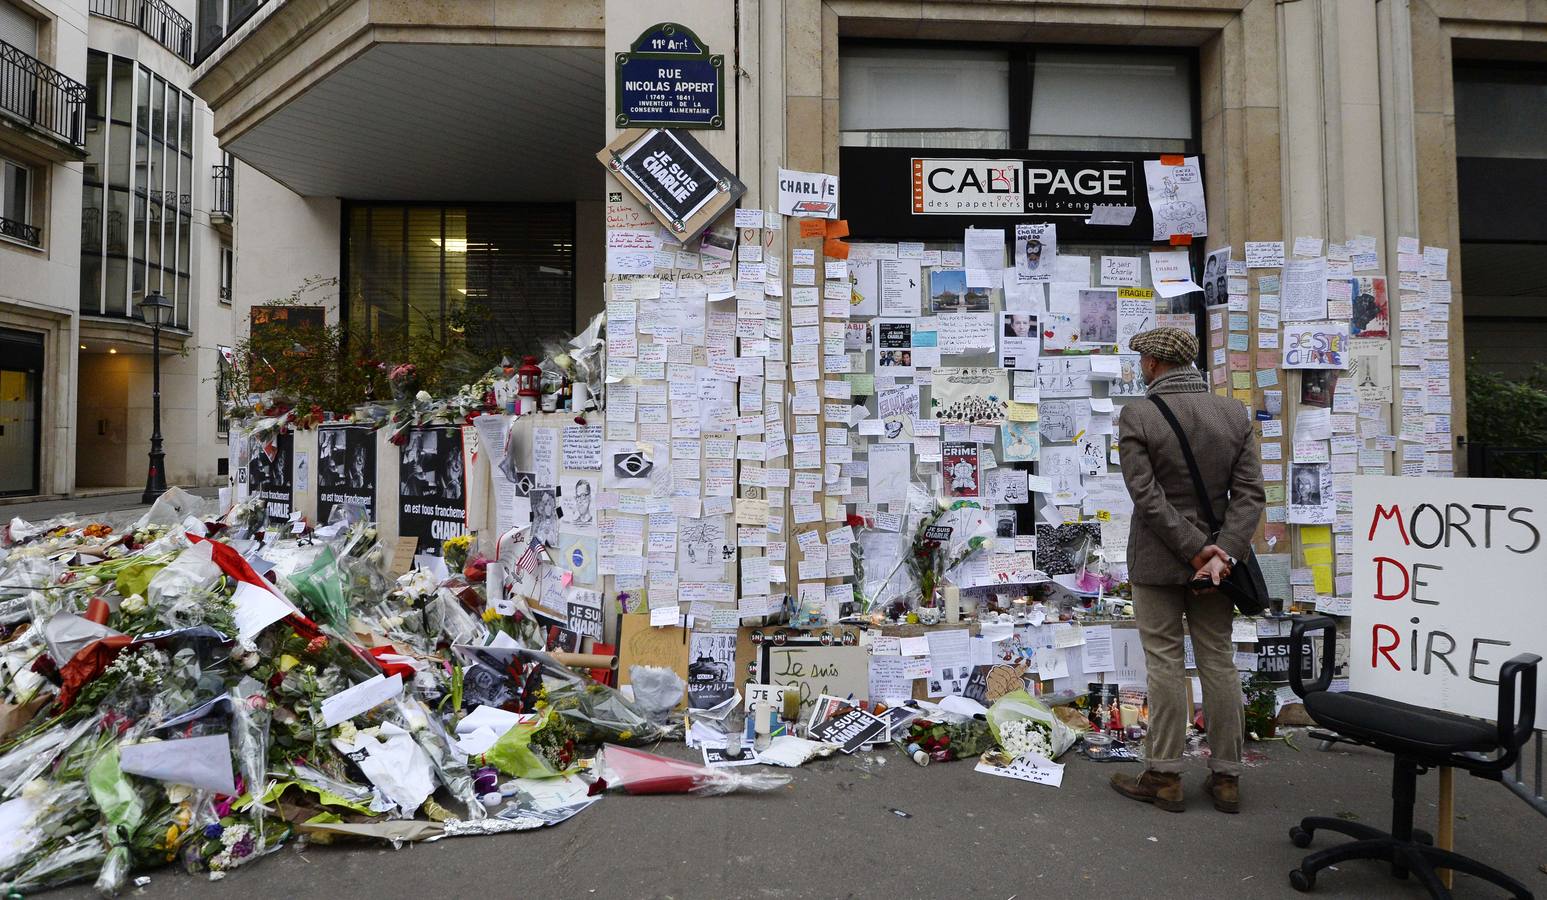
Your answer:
686,630 -> 737,710
247,430 -> 292,523
399,426 -> 468,553
317,425 -> 375,523
1257,636 -> 1314,683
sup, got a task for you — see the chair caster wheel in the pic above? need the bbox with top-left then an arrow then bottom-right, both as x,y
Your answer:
1290,826 -> 1313,848
1289,869 -> 1315,892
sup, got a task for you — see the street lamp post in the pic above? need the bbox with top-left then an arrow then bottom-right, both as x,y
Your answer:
139,292 -> 173,504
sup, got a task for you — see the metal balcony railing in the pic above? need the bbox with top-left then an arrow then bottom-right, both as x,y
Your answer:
90,0 -> 195,63
0,213 -> 41,246
0,39 -> 87,149
212,164 -> 233,216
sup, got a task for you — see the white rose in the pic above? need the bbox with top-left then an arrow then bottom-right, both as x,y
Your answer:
121,593 -> 147,614
415,390 -> 432,403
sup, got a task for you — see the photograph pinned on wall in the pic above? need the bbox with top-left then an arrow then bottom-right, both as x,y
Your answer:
844,320 -> 872,352
1078,289 -> 1119,346
1349,276 -> 1389,337
678,515 -> 732,582
1299,370 -> 1337,409
530,488 -> 560,548
698,226 -> 736,261
317,425 -> 376,522
847,257 -> 879,317
1034,521 -> 1103,576
602,441 -> 656,490
1014,223 -> 1057,284
930,366 -> 1009,424
400,426 -> 463,501
999,312 -> 1040,370
929,268 -> 993,312
994,508 -> 1019,539
1110,353 -> 1146,397
558,475 -> 598,534
1201,246 -> 1231,308
942,442 -> 981,498
1001,420 -> 1040,462
874,319 -> 916,373
877,384 -> 919,442
1287,462 -> 1334,524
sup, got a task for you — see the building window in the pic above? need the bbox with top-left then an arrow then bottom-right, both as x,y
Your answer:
1028,50 -> 1193,153
0,156 -> 37,246
343,202 -> 575,360
216,345 -> 233,436
219,244 -> 232,303
840,42 -> 1195,153
79,49 -> 195,328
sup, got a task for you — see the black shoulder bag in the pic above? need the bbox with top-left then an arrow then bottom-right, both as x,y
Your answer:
1149,395 -> 1271,615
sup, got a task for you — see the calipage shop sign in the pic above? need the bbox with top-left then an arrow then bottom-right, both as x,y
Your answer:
1352,475 -> 1546,722
912,158 -> 1137,216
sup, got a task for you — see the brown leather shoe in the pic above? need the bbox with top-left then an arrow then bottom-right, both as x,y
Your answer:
1110,770 -> 1184,812
1203,772 -> 1240,813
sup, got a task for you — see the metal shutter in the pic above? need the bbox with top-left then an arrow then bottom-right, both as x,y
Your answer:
0,1 -> 37,55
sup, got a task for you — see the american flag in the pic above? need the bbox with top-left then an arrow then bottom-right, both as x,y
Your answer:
514,536 -> 543,577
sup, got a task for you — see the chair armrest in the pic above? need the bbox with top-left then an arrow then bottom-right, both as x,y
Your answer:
1497,653 -> 1541,751
1289,615 -> 1337,700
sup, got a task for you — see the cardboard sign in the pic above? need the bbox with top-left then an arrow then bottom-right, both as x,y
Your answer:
761,644 -> 869,713
617,614 -> 690,687
1353,475 -> 1547,723
601,128 -> 745,237
777,167 -> 839,219
809,706 -> 888,753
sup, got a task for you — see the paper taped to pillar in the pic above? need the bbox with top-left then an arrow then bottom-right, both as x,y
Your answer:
247,430 -> 293,523
318,425 -> 376,523
598,128 -> 745,238
398,426 -> 468,554
777,168 -> 839,219
1352,475 -> 1547,722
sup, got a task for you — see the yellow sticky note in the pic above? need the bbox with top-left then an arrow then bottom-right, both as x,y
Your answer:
1232,389 -> 1254,404
1096,510 -> 1112,522
1311,563 -> 1333,594
1231,371 -> 1252,389
1303,546 -> 1333,566
1300,525 -> 1333,546
1007,400 -> 1038,422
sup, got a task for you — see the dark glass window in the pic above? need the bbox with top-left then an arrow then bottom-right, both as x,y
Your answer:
344,203 -> 575,359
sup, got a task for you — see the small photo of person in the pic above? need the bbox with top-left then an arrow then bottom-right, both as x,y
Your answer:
1291,464 -> 1323,506
1004,314 -> 1036,338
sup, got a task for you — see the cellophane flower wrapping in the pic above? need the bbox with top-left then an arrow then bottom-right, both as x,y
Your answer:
986,690 -> 1075,760
899,712 -> 994,762
596,744 -> 790,796
538,673 -> 675,746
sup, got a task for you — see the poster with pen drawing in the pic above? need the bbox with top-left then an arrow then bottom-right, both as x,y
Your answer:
1001,421 -> 1040,462
848,257 -> 879,317
1038,357 -> 1093,399
931,367 -> 1009,424
1014,223 -> 1058,284
1115,287 -> 1156,352
877,385 -> 918,443
1346,338 -> 1392,403
678,515 -> 731,582
1110,354 -> 1146,397
1040,445 -> 1086,506
1143,156 -> 1208,241
1038,400 -> 1090,445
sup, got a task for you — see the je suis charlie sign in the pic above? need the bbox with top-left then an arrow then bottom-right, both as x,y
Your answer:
598,128 -> 745,237
616,23 -> 724,129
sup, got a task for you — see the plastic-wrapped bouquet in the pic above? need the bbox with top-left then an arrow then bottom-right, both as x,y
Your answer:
996,717 -> 1054,758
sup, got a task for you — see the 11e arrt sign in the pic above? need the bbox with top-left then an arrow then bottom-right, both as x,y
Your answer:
1352,475 -> 1546,723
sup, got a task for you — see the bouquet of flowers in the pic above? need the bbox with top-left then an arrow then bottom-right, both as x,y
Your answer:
901,715 -> 994,762
986,690 -> 1075,760
484,708 -> 578,778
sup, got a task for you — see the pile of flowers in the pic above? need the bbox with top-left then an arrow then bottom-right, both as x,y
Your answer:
996,717 -> 1055,759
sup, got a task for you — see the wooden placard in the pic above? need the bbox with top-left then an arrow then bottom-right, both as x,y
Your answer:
597,128 -> 745,239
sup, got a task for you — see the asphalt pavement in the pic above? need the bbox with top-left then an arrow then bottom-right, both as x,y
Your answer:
39,735 -> 1547,900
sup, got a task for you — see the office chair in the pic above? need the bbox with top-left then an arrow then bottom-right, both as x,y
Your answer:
1285,615 -> 1539,899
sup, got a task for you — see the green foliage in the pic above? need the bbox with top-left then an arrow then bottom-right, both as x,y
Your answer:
227,276 -> 491,416
1465,361 -> 1547,477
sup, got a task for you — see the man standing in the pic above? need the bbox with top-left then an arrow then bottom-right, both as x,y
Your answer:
1110,327 -> 1264,814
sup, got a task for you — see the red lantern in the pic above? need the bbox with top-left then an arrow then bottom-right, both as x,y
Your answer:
517,355 -> 541,415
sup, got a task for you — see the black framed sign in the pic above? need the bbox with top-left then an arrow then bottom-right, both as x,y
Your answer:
616,23 -> 724,129
840,147 -> 1173,242
598,128 -> 745,237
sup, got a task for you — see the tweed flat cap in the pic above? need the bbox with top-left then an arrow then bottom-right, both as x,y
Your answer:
1129,326 -> 1198,364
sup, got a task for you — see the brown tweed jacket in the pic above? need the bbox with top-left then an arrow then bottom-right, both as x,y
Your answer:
1117,367 -> 1265,585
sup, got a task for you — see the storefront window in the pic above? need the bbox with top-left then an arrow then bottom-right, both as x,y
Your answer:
840,46 -> 1010,149
1028,50 -> 1193,152
344,203 -> 575,359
